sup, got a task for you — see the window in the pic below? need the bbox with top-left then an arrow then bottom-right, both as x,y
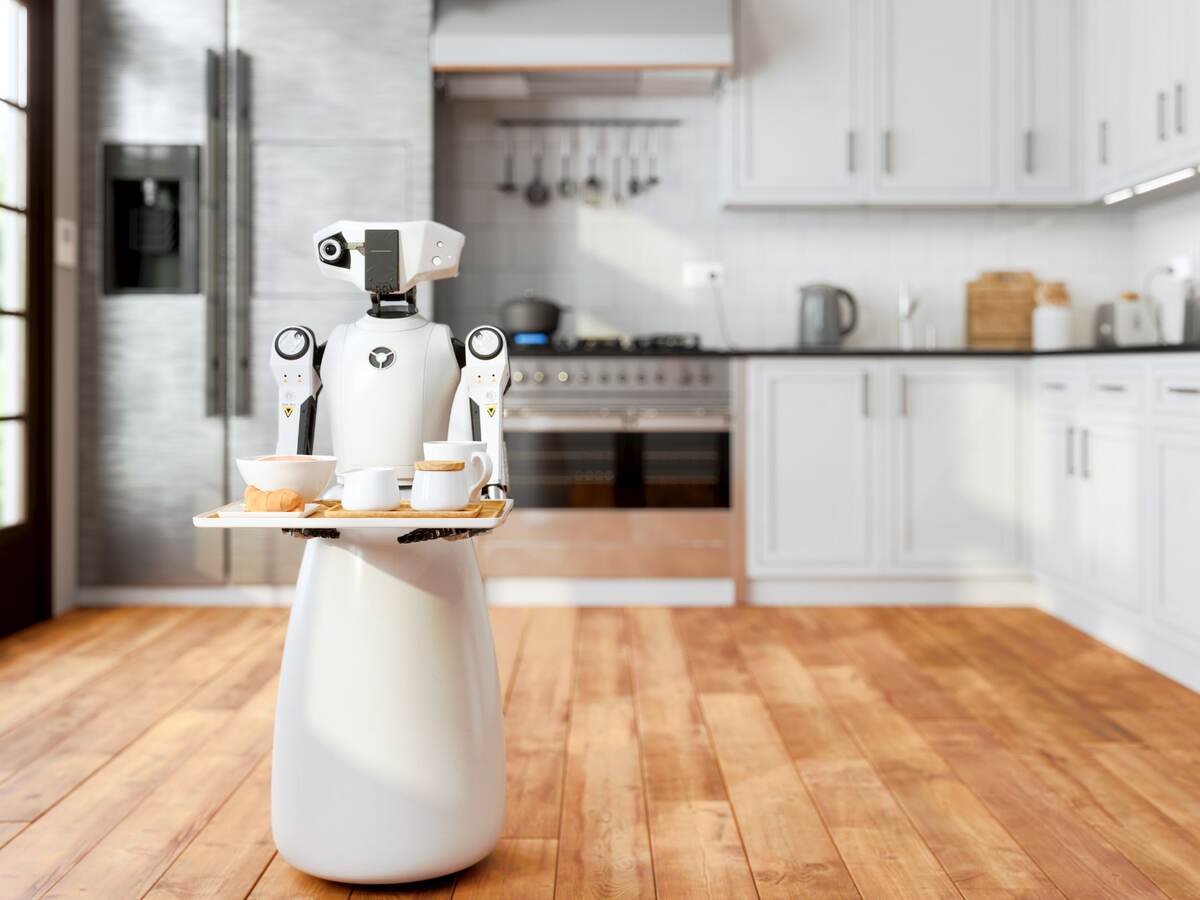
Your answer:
0,0 -> 29,529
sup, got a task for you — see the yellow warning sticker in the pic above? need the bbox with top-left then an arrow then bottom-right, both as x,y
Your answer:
282,405 -> 295,418
486,405 -> 497,417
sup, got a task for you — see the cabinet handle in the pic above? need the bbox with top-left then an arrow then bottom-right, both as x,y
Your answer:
883,130 -> 894,175
1158,91 -> 1168,141
1023,129 -> 1035,175
1167,385 -> 1200,395
1176,82 -> 1186,135
1041,381 -> 1067,391
1081,428 -> 1091,480
1066,426 -> 1075,477
847,130 -> 856,174
1099,120 -> 1108,166
861,371 -> 870,418
899,373 -> 909,417
1097,383 -> 1127,393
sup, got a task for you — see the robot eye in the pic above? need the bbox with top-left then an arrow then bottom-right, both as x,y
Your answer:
317,235 -> 349,267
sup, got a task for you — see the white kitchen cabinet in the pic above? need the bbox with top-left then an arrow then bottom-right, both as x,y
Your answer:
1012,0 -> 1077,198
1080,0 -> 1126,196
745,360 -> 878,575
1122,0 -> 1174,181
1077,420 -> 1144,608
726,0 -> 866,203
891,364 -> 1023,570
872,0 -> 997,199
1168,0 -> 1200,160
1150,426 -> 1200,637
1030,411 -> 1079,581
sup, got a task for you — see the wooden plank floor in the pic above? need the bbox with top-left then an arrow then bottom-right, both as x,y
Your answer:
1,607 -> 1199,898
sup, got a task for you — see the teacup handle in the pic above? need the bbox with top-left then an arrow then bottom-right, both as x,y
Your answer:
468,451 -> 493,502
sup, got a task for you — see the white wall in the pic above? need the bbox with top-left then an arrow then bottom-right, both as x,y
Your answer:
435,96 -> 1137,348
1132,190 -> 1200,281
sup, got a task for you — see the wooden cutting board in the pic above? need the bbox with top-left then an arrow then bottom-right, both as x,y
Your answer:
319,500 -> 488,519
966,271 -> 1037,349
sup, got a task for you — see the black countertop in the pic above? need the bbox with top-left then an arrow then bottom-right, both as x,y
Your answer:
510,344 -> 1199,358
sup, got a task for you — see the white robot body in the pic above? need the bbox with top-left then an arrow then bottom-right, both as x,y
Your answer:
269,220 -> 510,884
321,314 -> 460,479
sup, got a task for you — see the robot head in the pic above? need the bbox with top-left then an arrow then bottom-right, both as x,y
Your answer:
312,220 -> 465,296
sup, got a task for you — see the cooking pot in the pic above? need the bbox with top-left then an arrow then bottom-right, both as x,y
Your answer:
501,295 -> 562,342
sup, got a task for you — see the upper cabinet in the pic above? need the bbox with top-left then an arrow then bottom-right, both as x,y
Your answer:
872,0 -> 997,201
724,0 -> 1077,205
727,0 -> 865,202
1085,0 -> 1200,197
1013,0 -> 1078,198
1081,0 -> 1125,196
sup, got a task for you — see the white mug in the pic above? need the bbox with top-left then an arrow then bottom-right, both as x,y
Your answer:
423,441 -> 494,503
341,467 -> 402,511
410,460 -> 489,511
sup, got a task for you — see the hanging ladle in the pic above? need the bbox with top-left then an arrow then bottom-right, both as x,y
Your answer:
525,140 -> 550,207
496,128 -> 517,194
557,131 -> 577,198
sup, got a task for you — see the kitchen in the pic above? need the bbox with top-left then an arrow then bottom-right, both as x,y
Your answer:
4,0 -> 1200,896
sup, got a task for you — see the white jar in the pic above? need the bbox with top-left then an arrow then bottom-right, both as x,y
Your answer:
1033,304 -> 1073,351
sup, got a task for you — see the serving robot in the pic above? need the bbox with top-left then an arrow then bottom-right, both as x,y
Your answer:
267,220 -> 510,884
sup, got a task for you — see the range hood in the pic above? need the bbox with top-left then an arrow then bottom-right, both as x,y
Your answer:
431,0 -> 733,97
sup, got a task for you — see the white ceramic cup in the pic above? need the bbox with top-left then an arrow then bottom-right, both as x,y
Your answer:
410,460 -> 489,511
340,467 -> 403,511
422,441 -> 494,503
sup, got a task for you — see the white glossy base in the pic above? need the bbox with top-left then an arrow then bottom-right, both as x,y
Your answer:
271,533 -> 505,884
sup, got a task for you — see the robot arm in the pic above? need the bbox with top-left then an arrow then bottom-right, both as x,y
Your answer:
450,326 -> 510,499
270,325 -> 322,455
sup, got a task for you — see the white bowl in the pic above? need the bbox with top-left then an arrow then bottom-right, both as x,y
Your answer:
235,455 -> 337,501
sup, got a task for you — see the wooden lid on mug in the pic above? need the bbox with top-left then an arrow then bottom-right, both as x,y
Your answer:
415,460 -> 465,471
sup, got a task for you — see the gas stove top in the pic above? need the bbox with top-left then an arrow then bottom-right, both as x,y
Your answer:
513,333 -> 709,355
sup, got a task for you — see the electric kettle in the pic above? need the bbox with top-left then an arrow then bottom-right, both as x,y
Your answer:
798,283 -> 858,347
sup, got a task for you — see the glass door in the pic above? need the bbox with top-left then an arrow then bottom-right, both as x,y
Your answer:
0,0 -> 50,636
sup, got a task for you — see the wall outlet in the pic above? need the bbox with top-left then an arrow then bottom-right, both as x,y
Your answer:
682,261 -> 724,288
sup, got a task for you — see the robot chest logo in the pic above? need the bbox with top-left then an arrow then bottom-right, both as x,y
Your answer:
368,347 -> 395,369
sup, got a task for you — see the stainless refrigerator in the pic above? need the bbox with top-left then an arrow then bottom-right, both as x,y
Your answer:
78,0 -> 434,587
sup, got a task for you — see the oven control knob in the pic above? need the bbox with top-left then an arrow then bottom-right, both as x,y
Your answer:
636,372 -> 647,384
533,371 -> 545,383
599,372 -> 610,384
512,370 -> 525,383
617,372 -> 628,384
557,371 -> 569,383
680,371 -> 694,386
578,371 -> 590,384
654,370 -> 666,384
700,368 -> 712,385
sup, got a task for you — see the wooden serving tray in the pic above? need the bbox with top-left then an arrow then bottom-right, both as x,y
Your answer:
321,500 -> 484,519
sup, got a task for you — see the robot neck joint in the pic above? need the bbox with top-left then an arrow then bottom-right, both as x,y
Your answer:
368,289 -> 418,319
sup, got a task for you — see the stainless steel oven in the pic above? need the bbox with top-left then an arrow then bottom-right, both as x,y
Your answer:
502,355 -> 731,509
477,352 -> 736,583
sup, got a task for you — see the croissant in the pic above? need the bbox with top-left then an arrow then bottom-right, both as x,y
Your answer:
244,484 -> 304,513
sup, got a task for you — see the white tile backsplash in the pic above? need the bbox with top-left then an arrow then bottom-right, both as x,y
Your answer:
434,96 -> 1138,349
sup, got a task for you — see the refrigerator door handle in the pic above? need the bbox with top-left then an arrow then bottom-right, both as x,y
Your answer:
204,48 -> 227,417
233,49 -> 253,416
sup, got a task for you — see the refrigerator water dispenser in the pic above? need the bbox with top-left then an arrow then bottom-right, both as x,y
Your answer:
103,144 -> 200,294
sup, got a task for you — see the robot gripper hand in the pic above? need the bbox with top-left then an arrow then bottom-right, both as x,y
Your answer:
270,326 -> 321,456
449,326 -> 510,499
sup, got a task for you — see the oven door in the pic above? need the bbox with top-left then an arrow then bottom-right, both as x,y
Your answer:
504,408 -> 730,509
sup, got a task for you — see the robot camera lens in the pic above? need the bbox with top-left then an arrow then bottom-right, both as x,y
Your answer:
319,238 -> 343,262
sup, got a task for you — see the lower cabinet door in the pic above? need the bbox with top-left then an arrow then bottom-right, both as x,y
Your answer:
1151,427 -> 1200,635
1080,420 -> 1143,608
892,364 -> 1023,570
746,361 -> 876,575
1030,412 -> 1079,581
